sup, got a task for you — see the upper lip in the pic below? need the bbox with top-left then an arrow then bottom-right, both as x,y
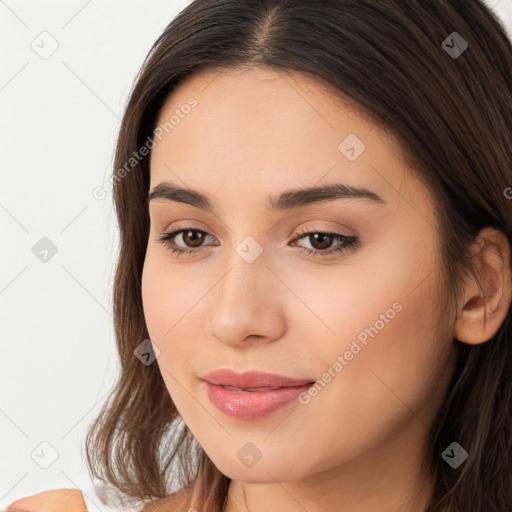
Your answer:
201,369 -> 315,388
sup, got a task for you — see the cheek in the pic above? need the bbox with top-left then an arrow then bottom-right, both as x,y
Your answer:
280,234 -> 434,347
141,250 -> 183,377
141,248 -> 213,380
141,259 -> 164,330
292,233 -> 447,408
316,276 -> 448,439
142,247 -> 201,337
141,254 -> 195,413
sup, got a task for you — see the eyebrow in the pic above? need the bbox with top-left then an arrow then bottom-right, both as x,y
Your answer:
146,180 -> 386,213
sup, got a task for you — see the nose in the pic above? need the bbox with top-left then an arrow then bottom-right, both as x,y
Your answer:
206,248 -> 286,348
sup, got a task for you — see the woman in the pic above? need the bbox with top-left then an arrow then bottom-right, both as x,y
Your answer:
6,0 -> 511,511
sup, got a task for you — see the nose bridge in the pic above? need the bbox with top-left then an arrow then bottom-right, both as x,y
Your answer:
207,233 -> 284,344
215,235 -> 268,313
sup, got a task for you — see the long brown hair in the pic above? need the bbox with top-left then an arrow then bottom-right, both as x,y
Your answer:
84,1 -> 512,510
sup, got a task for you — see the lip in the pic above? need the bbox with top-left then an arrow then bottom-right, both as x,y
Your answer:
201,369 -> 314,388
201,369 -> 315,420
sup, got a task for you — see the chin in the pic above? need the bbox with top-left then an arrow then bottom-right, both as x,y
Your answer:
210,451 -> 311,483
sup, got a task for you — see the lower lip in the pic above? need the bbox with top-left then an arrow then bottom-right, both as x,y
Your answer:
204,382 -> 314,420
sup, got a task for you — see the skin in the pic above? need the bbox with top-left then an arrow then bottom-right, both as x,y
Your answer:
141,66 -> 511,512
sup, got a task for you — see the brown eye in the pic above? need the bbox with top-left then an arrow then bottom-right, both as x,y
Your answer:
181,229 -> 206,248
291,228 -> 359,258
305,233 -> 334,251
157,227 -> 216,255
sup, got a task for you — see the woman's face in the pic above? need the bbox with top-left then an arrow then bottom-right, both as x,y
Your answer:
142,67 -> 456,489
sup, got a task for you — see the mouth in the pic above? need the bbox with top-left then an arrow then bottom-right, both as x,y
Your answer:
201,369 -> 316,420
221,385 -> 290,392
201,368 -> 315,388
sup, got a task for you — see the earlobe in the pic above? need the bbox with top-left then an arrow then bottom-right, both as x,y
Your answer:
453,227 -> 511,345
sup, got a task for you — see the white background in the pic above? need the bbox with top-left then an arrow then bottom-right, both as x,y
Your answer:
1,0 -> 511,509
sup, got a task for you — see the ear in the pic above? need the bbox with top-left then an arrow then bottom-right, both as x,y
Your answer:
454,227 -> 511,345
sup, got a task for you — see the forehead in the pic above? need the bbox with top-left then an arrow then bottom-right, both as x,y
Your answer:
151,66 -> 385,154
148,66 -> 420,214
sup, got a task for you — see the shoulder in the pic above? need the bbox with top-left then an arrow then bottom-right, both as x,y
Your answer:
2,486 -> 194,512
4,488 -> 87,512
3,487 -> 145,512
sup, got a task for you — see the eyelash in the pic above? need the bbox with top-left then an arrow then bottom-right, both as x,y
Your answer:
156,223 -> 359,259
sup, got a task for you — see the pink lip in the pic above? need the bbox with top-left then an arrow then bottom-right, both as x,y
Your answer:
201,369 -> 315,420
